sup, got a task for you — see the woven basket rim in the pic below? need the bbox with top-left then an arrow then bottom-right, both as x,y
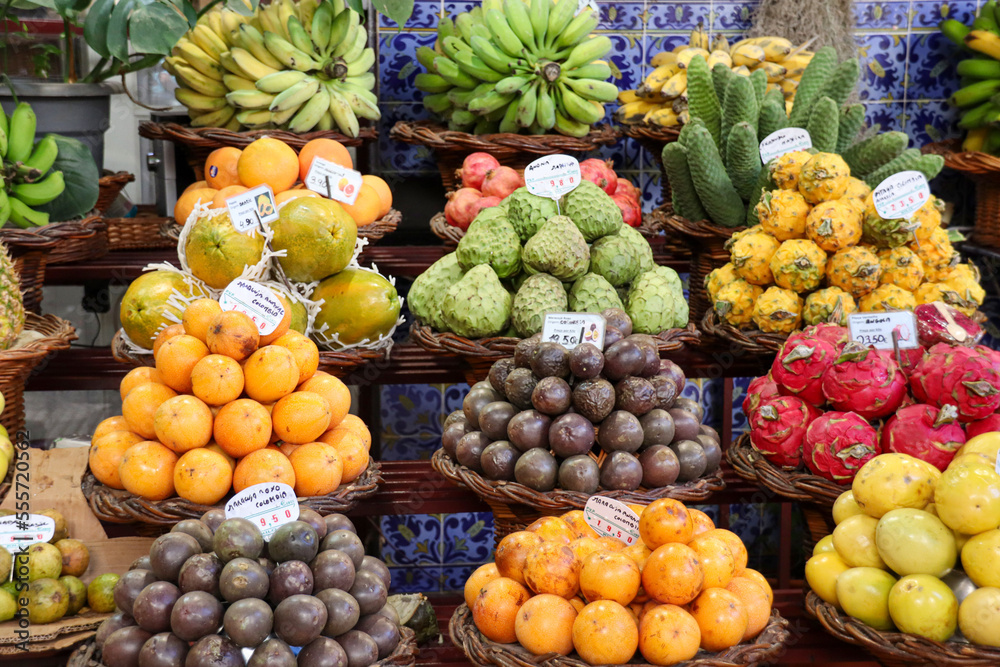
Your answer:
389,120 -> 620,155
1,216 -> 106,244
699,310 -> 787,355
726,433 -> 845,507
430,211 -> 464,245
923,138 -> 1000,177
0,312 -> 77,365
137,121 -> 378,148
619,123 -> 682,143
651,204 -> 744,240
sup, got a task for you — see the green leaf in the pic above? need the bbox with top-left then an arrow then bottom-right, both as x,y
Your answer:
223,0 -> 256,16
36,134 -> 100,222
82,0 -> 115,58
345,0 -> 363,14
107,0 -> 137,63
129,2 -> 190,54
53,0 -> 88,13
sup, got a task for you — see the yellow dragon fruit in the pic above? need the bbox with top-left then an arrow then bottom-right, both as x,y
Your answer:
714,279 -> 764,328
843,177 -> 871,201
757,190 -> 811,241
826,246 -> 882,297
805,199 -> 862,253
752,286 -> 803,333
910,226 -> 957,281
769,150 -> 814,190
911,196 -> 945,242
858,284 -> 917,312
914,282 -> 977,315
878,246 -> 924,291
798,153 -> 851,204
769,239 -> 827,292
941,262 -> 986,310
705,262 -> 739,302
803,287 -> 857,326
724,224 -> 763,253
730,231 -> 780,286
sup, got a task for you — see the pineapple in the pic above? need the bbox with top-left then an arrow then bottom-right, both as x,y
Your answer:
705,263 -> 739,302
843,177 -> 871,201
756,190 -> 811,241
769,150 -> 813,191
805,200 -> 862,253
914,282 -> 977,315
911,196 -> 945,242
730,231 -> 780,286
752,286 -> 803,333
858,284 -> 917,312
910,226 -> 957,281
724,224 -> 763,253
0,241 -> 25,351
714,279 -> 764,328
769,239 -> 827,292
941,262 -> 986,309
798,153 -> 851,204
826,246 -> 882,298
878,247 -> 925,292
803,287 -> 857,326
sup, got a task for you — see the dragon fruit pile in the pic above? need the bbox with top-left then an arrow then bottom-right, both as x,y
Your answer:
745,302 -> 1000,484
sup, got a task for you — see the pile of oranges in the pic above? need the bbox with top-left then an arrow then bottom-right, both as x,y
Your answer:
89,285 -> 372,506
173,136 -> 392,228
465,499 -> 774,666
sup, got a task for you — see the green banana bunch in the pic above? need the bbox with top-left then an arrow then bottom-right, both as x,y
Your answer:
1,103 -> 66,229
414,0 -> 615,136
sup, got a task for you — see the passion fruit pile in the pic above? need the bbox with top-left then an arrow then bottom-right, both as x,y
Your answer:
442,308 -> 722,493
95,507 -> 401,667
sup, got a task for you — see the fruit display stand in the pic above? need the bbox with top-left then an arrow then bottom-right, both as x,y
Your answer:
1,217 -> 108,269
923,139 -> 1000,249
94,172 -> 135,215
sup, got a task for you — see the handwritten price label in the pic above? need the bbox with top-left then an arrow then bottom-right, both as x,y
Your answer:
872,171 -> 930,220
584,496 -> 641,546
524,155 -> 581,201
226,184 -> 278,233
225,482 -> 299,541
304,156 -> 364,206
0,515 -> 55,554
848,311 -> 919,351
219,278 -> 286,336
759,128 -> 812,164
541,312 -> 606,351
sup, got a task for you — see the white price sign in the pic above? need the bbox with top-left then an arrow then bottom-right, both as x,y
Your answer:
304,157 -> 363,205
584,496 -> 641,546
541,312 -> 606,350
848,311 -> 919,351
872,171 -> 931,220
524,155 -> 581,201
0,515 -> 55,554
226,184 -> 278,233
219,279 -> 286,336
759,128 -> 812,164
225,482 -> 299,541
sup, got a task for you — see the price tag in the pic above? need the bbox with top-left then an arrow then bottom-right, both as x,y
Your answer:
304,157 -> 364,205
524,155 -> 581,201
872,171 -> 931,220
759,128 -> 812,164
541,312 -> 606,350
848,311 -> 919,351
226,184 -> 278,233
584,496 -> 641,546
225,482 -> 299,541
0,515 -> 55,554
219,278 -> 286,336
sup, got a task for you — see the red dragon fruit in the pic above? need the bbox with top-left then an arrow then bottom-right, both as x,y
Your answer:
966,413 -> 1000,438
579,158 -> 618,195
975,344 -> 1000,376
821,342 -> 908,420
800,323 -> 850,351
771,335 -> 839,407
893,346 -> 926,378
459,152 -> 501,190
802,412 -> 881,484
748,396 -> 820,468
915,302 -> 983,347
881,404 -> 966,471
910,343 -> 1000,422
743,374 -> 782,420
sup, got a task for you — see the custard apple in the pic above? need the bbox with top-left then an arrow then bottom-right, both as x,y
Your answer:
568,273 -> 624,313
506,187 -> 559,241
589,235 -> 641,286
409,253 -> 465,331
440,265 -> 512,338
511,273 -> 568,337
522,216 -> 590,282
626,267 -> 687,334
456,215 -> 522,278
562,180 -> 623,241
616,224 -> 655,274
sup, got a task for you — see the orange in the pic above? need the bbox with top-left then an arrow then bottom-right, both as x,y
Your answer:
561,510 -> 599,539
642,543 -> 704,606
638,604 -> 701,665
640,499 -> 693,549
464,563 -> 501,609
525,516 -> 577,545
288,442 -> 343,496
154,395 -> 214,453
689,508 -> 716,536
272,392 -> 331,444
211,185 -> 249,208
205,443 -> 236,472
153,323 -> 185,358
471,577 -> 531,644
330,414 -> 371,449
569,597 -> 586,614
238,137 -> 299,193
89,431 -> 144,489
523,541 -> 580,598
272,332 -> 319,383
688,534 -> 736,590
258,292 -> 293,346
232,448 -> 296,492
183,180 -> 209,194
741,568 -> 773,606
688,588 -> 748,652
190,354 -> 244,406
701,529 -> 749,577
155,334 -> 209,393
569,538 -> 606,566
596,536 -> 627,552
119,441 -> 178,500
174,447 -> 233,505
119,367 -> 164,401
182,298 -> 223,343
275,189 -> 320,205
340,184 -> 381,226
580,551 -> 641,605
318,430 -> 368,483
204,147 -> 243,189
173,188 -> 218,226
572,600 -> 639,665
514,594 -> 577,656
243,345 -> 299,404
122,382 -> 179,439
93,415 -> 132,443
361,174 -> 392,217
495,531 -> 544,585
298,138 -> 352,180
206,310 -> 260,361
298,373 -> 351,425
213,398 -> 272,458
725,577 -> 772,640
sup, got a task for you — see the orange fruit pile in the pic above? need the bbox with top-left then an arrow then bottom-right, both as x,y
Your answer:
465,499 -> 774,666
174,137 -> 392,228
91,286 -> 372,507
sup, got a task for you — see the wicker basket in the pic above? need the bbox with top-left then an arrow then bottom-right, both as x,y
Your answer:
104,206 -> 177,250
924,139 -> 1000,249
390,121 -> 620,191
2,227 -> 58,314
450,603 -> 789,667
621,123 -> 680,203
699,310 -> 788,355
430,211 -> 465,249
82,458 -> 382,526
96,171 -> 135,213
42,216 -> 109,264
432,449 -> 725,541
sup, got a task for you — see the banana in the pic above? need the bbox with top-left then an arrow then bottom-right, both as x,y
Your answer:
562,35 -> 612,70
965,30 -> 1000,59
177,87 -> 230,111
954,79 -> 1000,107
345,48 -> 376,77
733,64 -> 751,77
257,3 -> 284,39
495,73 -> 533,95
561,77 -> 618,103
316,111 -> 334,131
238,24 -> 286,70
779,77 -> 799,97
528,0 -> 549,50
639,63 -> 679,95
745,36 -> 793,61
455,13 -> 477,44
957,59 -> 1000,79
449,84 -> 488,108
191,25 -> 229,61
731,44 -> 766,67
327,88 -> 360,136
222,74 -> 257,91
275,0 -> 297,41
288,86 -> 330,133
329,81 -> 381,120
172,40 -> 226,80
565,61 -> 612,80
0,127 -> 7,159
555,8 -> 598,50
170,61 -> 230,96
12,171 -> 65,206
327,10 -> 358,56
660,70 -> 688,99
297,0 -> 319,30
342,71 -> 375,90
752,61 -> 787,82
263,31 -> 319,71
553,107 -> 589,137
441,35 -> 471,60
333,21 -> 366,59
515,80 -> 539,127
270,77 -> 320,112
780,53 -> 812,78
189,105 -> 237,128
0,192 -> 10,227
7,197 -> 49,227
255,69 -> 308,93
470,35 -> 513,75
6,103 -> 36,164
617,89 -> 643,104
416,45 -> 440,71
218,52 -> 251,78
616,99 -> 661,123
558,82 -> 603,124
0,105 -> 7,144
311,2 -> 335,52
415,72 -> 453,93
536,83 -> 556,130
469,90 -> 516,115
503,0 -> 537,54
486,9 -> 525,58
498,99 -> 520,133
23,134 -> 58,174
650,51 -> 677,67
645,107 -> 679,126
204,11 -> 231,48
219,9 -> 248,43
689,25 -> 709,51
451,109 -> 476,127
236,109 -> 274,127
227,88 -> 277,109
433,56 -> 479,88
706,50 -> 733,70
229,48 -> 281,80
711,35 -> 730,53
423,92 -> 453,114
545,0 -> 578,50
675,47 -> 710,69
941,19 -> 972,48
452,50 -> 504,83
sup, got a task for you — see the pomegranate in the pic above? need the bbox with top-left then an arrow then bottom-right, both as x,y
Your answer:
481,166 -> 523,199
614,178 -> 640,202
444,187 -> 482,230
470,196 -> 502,217
459,152 -> 500,191
580,158 -> 618,195
611,193 -> 641,227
